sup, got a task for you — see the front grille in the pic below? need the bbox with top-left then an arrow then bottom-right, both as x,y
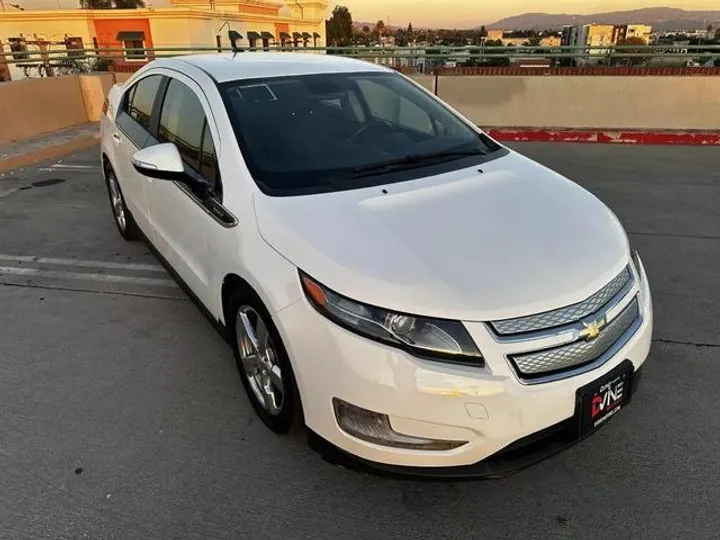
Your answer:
509,297 -> 639,378
491,266 -> 632,336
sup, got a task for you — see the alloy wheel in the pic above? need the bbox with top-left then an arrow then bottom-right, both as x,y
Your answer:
107,171 -> 126,233
236,306 -> 285,416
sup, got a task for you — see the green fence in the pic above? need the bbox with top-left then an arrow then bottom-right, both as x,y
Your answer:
2,44 -> 720,75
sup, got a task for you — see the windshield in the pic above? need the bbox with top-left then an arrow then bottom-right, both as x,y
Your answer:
221,71 -> 505,195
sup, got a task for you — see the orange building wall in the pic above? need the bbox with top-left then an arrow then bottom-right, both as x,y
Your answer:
275,22 -> 289,43
238,3 -> 278,16
93,18 -> 154,52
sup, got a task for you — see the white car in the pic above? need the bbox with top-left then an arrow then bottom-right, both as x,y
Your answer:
100,53 -> 652,477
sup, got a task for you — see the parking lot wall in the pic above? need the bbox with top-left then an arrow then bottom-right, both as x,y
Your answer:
428,75 -> 720,130
2,72 -> 720,146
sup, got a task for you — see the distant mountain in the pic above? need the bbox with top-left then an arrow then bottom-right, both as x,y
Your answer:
485,7 -> 720,31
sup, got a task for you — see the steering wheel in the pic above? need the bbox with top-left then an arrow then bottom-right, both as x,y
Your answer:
350,120 -> 393,143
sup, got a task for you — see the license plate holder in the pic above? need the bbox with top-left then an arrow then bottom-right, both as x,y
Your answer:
576,359 -> 635,436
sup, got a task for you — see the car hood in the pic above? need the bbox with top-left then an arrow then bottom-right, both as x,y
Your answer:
254,151 -> 630,322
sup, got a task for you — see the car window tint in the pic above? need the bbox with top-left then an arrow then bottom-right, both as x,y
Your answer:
356,78 -> 433,135
348,91 -> 365,121
200,122 -> 220,195
122,84 -> 137,115
222,72 -> 503,196
128,75 -> 162,131
158,79 -> 205,172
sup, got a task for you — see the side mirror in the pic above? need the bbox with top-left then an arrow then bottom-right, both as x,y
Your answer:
132,143 -> 185,181
132,143 -> 214,198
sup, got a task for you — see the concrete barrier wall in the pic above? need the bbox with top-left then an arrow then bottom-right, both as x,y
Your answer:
0,76 -> 89,144
432,76 -> 720,130
0,72 -> 117,145
113,72 -> 133,84
2,73 -> 720,147
78,73 -> 115,123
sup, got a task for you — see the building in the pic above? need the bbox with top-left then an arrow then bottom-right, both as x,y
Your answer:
540,35 -> 561,47
0,0 -> 328,81
585,24 -> 615,52
612,24 -> 652,44
561,24 -> 589,48
561,23 -> 652,64
486,29 -> 503,42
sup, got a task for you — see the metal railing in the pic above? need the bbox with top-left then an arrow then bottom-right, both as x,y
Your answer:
2,44 -> 719,74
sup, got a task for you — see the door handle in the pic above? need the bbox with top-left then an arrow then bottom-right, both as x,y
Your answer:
111,133 -> 122,145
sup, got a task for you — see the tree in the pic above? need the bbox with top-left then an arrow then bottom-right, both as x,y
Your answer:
325,5 -> 353,46
358,25 -> 370,45
395,28 -> 409,47
372,20 -> 386,42
113,0 -> 145,7
407,22 -> 414,43
80,0 -> 145,7
479,25 -> 487,38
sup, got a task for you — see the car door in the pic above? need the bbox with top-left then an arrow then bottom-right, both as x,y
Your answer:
112,73 -> 165,234
143,74 -> 234,308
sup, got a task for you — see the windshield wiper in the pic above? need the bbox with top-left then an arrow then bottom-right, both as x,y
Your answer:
352,148 -> 487,176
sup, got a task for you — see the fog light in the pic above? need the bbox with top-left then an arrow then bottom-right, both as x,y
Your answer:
332,398 -> 467,451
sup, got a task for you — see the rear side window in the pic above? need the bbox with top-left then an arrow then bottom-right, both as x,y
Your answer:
126,75 -> 162,131
158,79 -> 205,172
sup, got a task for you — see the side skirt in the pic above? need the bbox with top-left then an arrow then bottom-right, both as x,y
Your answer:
138,227 -> 232,345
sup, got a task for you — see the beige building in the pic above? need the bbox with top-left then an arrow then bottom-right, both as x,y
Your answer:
0,0 -> 329,81
586,24 -> 615,50
540,35 -> 561,47
486,29 -> 503,42
613,24 -> 653,44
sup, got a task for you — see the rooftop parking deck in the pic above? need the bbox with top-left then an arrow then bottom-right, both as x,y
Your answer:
0,142 -> 718,539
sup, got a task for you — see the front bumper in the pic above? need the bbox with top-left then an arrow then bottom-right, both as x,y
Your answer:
310,365 -> 642,479
274,261 -> 653,474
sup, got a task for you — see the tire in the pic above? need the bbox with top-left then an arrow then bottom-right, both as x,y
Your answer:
104,166 -> 141,241
228,287 -> 301,434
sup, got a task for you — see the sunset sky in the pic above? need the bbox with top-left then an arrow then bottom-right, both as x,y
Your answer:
337,0 -> 719,28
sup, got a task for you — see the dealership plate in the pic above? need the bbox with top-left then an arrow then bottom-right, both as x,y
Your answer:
576,359 -> 635,436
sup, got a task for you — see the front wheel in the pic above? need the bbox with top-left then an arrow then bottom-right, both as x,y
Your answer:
104,167 -> 141,241
229,290 -> 300,433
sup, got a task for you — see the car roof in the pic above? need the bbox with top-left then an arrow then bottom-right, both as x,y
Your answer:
155,53 -> 391,83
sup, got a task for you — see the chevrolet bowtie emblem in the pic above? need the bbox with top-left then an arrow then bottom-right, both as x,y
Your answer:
580,317 -> 606,341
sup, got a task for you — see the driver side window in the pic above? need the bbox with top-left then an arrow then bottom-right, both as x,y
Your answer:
355,78 -> 434,135
158,79 -> 222,200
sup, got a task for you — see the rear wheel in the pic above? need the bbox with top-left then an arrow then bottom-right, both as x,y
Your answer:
104,167 -> 141,241
229,289 -> 300,433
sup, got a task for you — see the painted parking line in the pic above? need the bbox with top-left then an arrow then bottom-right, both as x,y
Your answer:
0,266 -> 176,287
0,188 -> 20,199
40,164 -> 99,171
0,254 -> 165,273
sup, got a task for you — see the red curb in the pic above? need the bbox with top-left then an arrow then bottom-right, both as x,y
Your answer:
486,128 -> 720,145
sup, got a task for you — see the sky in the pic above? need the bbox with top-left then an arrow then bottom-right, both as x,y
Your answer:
12,0 -> 719,27
337,0 -> 719,28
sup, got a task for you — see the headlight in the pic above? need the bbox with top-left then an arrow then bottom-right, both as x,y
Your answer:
300,272 -> 483,365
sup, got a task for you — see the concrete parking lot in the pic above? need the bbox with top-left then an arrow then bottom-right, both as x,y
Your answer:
1,143 -> 718,540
